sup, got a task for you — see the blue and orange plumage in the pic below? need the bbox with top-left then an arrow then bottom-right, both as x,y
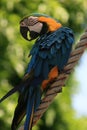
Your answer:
0,13 -> 74,130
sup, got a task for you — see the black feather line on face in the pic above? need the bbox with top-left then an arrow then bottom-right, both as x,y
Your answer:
40,22 -> 48,35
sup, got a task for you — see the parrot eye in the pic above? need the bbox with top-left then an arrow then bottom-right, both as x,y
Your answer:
20,21 -> 26,26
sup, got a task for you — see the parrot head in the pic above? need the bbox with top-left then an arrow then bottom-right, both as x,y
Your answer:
20,13 -> 62,41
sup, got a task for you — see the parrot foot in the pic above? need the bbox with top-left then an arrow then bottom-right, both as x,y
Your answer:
42,66 -> 58,90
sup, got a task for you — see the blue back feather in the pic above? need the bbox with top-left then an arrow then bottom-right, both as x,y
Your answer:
27,27 -> 74,79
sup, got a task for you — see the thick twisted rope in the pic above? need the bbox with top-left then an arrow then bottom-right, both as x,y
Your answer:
18,29 -> 87,130
32,29 -> 87,125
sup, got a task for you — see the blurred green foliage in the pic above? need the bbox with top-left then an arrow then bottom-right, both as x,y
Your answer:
0,0 -> 87,130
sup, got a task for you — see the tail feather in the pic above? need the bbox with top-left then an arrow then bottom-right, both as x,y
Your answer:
0,84 -> 22,103
0,81 -> 28,103
11,102 -> 26,130
11,88 -> 29,130
0,71 -> 33,103
24,90 -> 35,130
24,87 -> 41,130
11,86 -> 41,130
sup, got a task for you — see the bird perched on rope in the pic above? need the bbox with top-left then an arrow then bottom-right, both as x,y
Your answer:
0,13 -> 74,130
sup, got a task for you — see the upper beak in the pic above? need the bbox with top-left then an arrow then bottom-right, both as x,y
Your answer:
20,26 -> 30,41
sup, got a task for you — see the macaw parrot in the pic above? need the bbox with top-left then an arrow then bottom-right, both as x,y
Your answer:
0,13 -> 74,130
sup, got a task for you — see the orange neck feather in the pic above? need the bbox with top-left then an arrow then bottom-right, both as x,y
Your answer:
38,16 -> 62,32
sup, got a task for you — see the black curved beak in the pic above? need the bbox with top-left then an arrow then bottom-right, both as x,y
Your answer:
20,26 -> 30,41
20,26 -> 40,41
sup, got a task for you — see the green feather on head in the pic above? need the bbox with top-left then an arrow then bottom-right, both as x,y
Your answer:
29,13 -> 50,17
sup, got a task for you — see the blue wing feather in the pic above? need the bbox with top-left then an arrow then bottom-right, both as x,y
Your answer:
27,27 -> 74,78
34,58 -> 43,77
42,60 -> 49,79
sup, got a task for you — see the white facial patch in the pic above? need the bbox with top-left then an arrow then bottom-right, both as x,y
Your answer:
28,16 -> 38,26
28,22 -> 43,33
